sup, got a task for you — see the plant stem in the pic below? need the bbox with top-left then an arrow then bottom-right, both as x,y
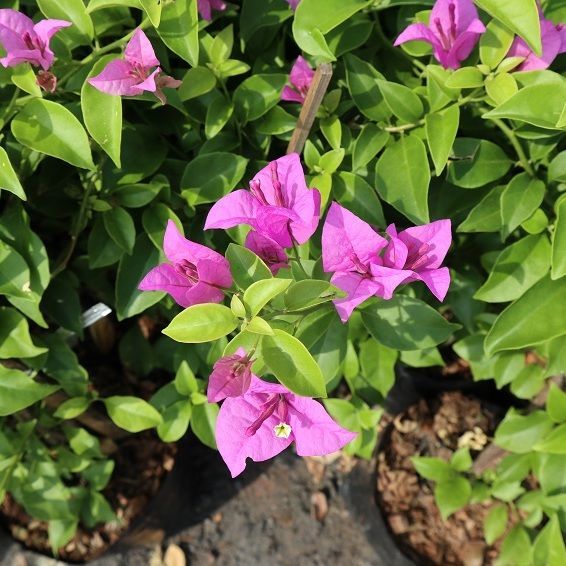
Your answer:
489,116 -> 535,177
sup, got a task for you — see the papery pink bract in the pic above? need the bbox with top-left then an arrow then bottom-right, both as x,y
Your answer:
287,0 -> 300,10
216,376 -> 357,477
245,231 -> 289,275
207,348 -> 253,403
382,220 -> 452,302
394,0 -> 485,69
88,29 -> 180,104
205,153 -> 321,249
507,12 -> 566,71
281,56 -> 314,104
0,9 -> 71,71
198,0 -> 227,20
138,220 -> 232,308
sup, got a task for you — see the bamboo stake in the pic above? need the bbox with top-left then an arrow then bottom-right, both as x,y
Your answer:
287,63 -> 333,155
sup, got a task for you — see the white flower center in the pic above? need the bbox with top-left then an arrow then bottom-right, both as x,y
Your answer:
273,422 -> 292,439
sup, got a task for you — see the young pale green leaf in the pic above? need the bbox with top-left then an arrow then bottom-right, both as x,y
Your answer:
12,100 -> 94,170
157,0 -> 199,66
244,316 -> 274,335
352,124 -> 389,172
458,186 -> 504,233
139,0 -> 162,25
533,424 -> 566,454
226,244 -> 272,290
434,476 -> 472,520
411,457 -> 454,482
484,504 -> 508,545
179,67 -> 217,101
181,152 -> 248,206
495,410 -> 553,454
375,135 -> 430,224
103,207 -> 135,254
485,73 -> 518,105
174,361 -> 198,397
157,400 -> 192,442
0,147 -> 25,200
164,304 -> 238,344
532,514 -> 566,566
547,384 -> 566,424
262,329 -> 326,398
376,80 -> 423,123
0,307 -> 47,359
38,0 -> 93,43
233,74 -> 287,123
551,197 -> 566,280
445,67 -> 484,89
191,403 -> 219,449
451,447 -> 473,472
427,65 -> 459,112
333,171 -> 385,227
320,116 -> 342,150
115,235 -> 164,321
447,138 -> 511,189
474,234 -> 551,303
0,366 -> 59,416
485,275 -> 566,355
476,0 -> 541,54
230,294 -> 246,318
425,104 -> 459,176
104,396 -> 163,432
54,397 -> 91,420
11,63 -> 42,97
483,83 -> 566,129
81,55 -> 122,167
480,19 -> 515,69
361,296 -> 460,351
500,173 -> 545,240
319,148 -> 345,174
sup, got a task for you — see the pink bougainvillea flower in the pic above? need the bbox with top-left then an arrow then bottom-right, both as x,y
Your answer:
88,29 -> 181,104
207,348 -> 254,403
382,220 -> 452,303
287,0 -> 300,10
0,9 -> 71,70
322,203 -> 413,322
205,153 -> 321,249
216,376 -> 357,477
281,56 -> 314,104
394,0 -> 485,69
507,10 -> 566,71
245,231 -> 289,275
138,220 -> 232,308
198,0 -> 227,20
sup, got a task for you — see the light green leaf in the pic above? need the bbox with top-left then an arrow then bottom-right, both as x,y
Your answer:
480,19 -> 515,69
445,67 -> 484,89
226,243 -> 272,290
547,384 -> 566,424
458,185 -> 505,233
434,476 -> 471,519
0,147 -> 24,200
104,396 -> 163,432
11,64 -> 42,97
37,0 -> 94,43
243,279 -> 292,317
0,366 -> 59,416
157,400 -> 192,442
179,67 -> 217,101
0,307 -> 47,359
551,197 -> 566,280
377,80 -> 423,123
412,457 -> 454,482
233,74 -> 287,123
499,525 -> 533,566
532,514 -> 566,566
352,124 -> 389,172
157,0 -> 199,66
54,397 -> 91,420
358,338 -> 397,397
333,171 -> 385,227
425,104 -> 459,176
191,403 -> 218,449
103,207 -> 135,254
534,424 -> 566,454
139,0 -> 162,26
495,410 -> 553,453
484,504 -> 508,545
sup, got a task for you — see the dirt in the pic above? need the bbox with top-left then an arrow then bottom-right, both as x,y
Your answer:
376,392 -> 513,566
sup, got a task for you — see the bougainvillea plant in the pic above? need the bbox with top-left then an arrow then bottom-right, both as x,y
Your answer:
0,0 -> 564,561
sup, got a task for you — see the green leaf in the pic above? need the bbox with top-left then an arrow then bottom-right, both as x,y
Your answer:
480,19 -> 515,69
48,519 -> 78,553
205,96 -> 234,139
485,275 -> 566,355
400,347 -> 443,368
163,304 -> 238,344
103,207 -> 135,254
320,115 -> 342,150
375,135 -> 430,223
361,296 -> 460,351
377,80 -> 423,123
425,104 -> 459,176
226,243 -> 272,290
445,67 -> 485,89
142,203 -> 182,249
191,403 -> 218,449
547,384 -> 566,424
174,361 -> 198,396
256,106 -> 296,135
485,73 -> 518,105
244,316 -> 274,335
534,424 -> 566,454
0,241 -> 31,300
157,0 -> 199,66
0,366 -> 59,416
54,397 -> 91,420
0,147 -> 25,200
484,504 -> 508,545
157,400 -> 192,442
358,338 -> 397,397
0,307 -> 47,359
483,83 -> 566,129
81,55 -> 122,167
495,409 -> 553,453
38,0 -> 93,43
458,185 -> 504,233
533,514 -> 566,566
499,525 -> 533,566
11,63 -> 42,97
475,0 -> 541,55
115,235 -> 164,320
243,279 -> 292,317
233,74 -> 287,123
447,138 -> 511,189
104,396 -> 163,432
345,54 -> 390,122
411,457 -> 454,482
292,0 -> 371,59
451,447 -> 473,472
12,99 -> 94,169
178,66 -> 217,101
474,234 -> 551,303
333,171 -> 385,227
500,173 -> 545,239
434,476 -> 471,519
181,152 -> 248,206
352,124 -> 389,172
139,0 -> 162,26
284,280 -> 338,312
549,151 -> 566,184
319,148 -> 345,174
551,196 -> 566,280
262,329 -> 326,398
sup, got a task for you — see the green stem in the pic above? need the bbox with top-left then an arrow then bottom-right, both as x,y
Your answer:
489,115 -> 535,177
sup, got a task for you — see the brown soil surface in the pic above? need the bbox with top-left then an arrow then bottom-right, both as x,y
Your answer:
377,392 -> 511,565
